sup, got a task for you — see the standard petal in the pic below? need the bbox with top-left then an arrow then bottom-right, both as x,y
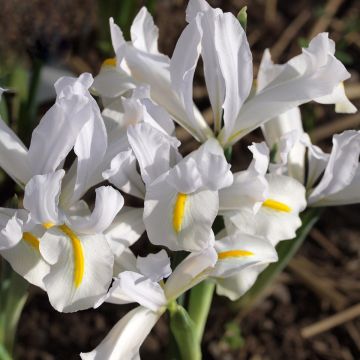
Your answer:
214,11 -> 253,139
136,250 -> 172,282
170,14 -> 213,141
23,170 -> 65,225
80,306 -> 161,360
40,228 -> 114,312
27,74 -> 94,175
127,123 -> 180,185
102,150 -> 145,199
70,186 -> 124,235
130,7 -> 159,54
70,99 -> 108,204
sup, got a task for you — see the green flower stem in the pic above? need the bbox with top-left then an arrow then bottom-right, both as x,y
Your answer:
0,259 -> 28,357
235,207 -> 323,312
188,280 -> 215,341
168,301 -> 201,360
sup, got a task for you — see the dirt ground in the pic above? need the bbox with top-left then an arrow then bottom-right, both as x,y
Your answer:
1,0 -> 360,359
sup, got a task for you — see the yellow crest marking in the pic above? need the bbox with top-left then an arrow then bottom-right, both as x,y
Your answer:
173,193 -> 188,233
23,232 -> 40,250
262,199 -> 291,213
58,225 -> 85,288
102,57 -> 117,67
218,250 -> 254,260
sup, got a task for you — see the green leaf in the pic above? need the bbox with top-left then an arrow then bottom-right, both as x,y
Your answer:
169,303 -> 201,360
235,207 -> 322,311
237,6 -> 248,32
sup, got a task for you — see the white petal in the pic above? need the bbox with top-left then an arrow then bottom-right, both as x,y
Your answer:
109,18 -> 126,56
0,117 -> 29,185
105,207 -> 145,259
70,101 -> 107,203
144,175 -> 218,252
113,247 -> 138,277
215,265 -> 265,301
127,123 -> 180,185
0,209 -> 28,250
248,142 -> 270,175
1,225 -> 50,290
219,169 -> 268,213
102,271 -> 167,312
214,11 -> 253,139
136,250 -> 172,282
131,7 -> 159,54
164,246 -> 217,301
222,33 -> 351,146
92,67 -> 136,99
23,170 -> 65,225
308,130 -> 360,205
212,233 -> 277,278
198,8 -> 225,131
40,228 -> 114,312
167,138 -> 233,193
80,306 -> 161,360
170,15 -> 213,141
226,174 -> 306,245
70,186 -> 124,234
313,168 -> 360,206
103,150 -> 145,199
27,74 -> 94,175
315,82 -> 357,114
186,0 -> 212,22
301,133 -> 329,188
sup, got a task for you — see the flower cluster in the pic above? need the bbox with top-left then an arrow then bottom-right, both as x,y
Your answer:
0,0 -> 358,359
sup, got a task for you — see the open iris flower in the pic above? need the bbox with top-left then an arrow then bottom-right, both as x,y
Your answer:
128,122 -> 232,252
80,231 -> 277,359
0,74 -> 137,312
94,0 -> 352,150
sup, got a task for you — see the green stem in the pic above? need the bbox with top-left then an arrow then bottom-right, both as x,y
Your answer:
0,260 -> 29,357
168,302 -> 201,360
188,281 -> 215,341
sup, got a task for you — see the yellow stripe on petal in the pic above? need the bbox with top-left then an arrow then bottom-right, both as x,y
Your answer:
43,222 -> 55,230
102,57 -> 117,67
262,199 -> 291,213
59,225 -> 85,288
23,232 -> 40,250
173,193 -> 187,233
218,250 -> 254,260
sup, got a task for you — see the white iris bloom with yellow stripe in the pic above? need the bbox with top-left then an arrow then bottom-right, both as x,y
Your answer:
225,173 -> 307,246
0,74 -> 131,312
93,7 -> 212,143
128,122 -> 232,252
